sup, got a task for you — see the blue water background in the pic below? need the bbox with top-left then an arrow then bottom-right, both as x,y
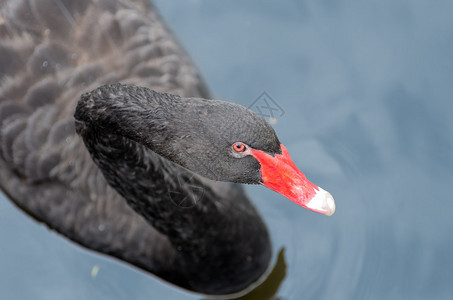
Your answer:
1,0 -> 452,299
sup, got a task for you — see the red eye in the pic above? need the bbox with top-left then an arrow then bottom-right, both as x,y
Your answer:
233,142 -> 246,152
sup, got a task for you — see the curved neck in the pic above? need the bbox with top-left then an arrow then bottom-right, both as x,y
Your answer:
74,84 -> 271,294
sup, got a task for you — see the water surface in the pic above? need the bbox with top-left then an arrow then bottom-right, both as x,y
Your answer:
1,1 -> 452,299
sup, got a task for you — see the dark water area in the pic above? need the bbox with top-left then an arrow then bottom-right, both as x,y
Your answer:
1,1 -> 452,299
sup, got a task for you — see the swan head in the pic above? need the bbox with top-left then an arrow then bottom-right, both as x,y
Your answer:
159,94 -> 336,216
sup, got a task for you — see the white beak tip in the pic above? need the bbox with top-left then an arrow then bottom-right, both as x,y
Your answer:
306,187 -> 336,216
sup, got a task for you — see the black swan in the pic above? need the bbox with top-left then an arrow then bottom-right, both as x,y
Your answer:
0,0 -> 335,295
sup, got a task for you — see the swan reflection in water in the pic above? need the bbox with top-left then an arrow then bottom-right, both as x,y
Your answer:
0,0 -> 333,298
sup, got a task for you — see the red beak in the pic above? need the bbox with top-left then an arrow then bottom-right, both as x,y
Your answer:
250,144 -> 336,216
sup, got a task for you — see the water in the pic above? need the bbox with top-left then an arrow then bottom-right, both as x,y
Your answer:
1,0 -> 453,299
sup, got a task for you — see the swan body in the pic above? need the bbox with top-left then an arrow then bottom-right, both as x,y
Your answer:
0,0 -> 270,294
0,0 -> 334,295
